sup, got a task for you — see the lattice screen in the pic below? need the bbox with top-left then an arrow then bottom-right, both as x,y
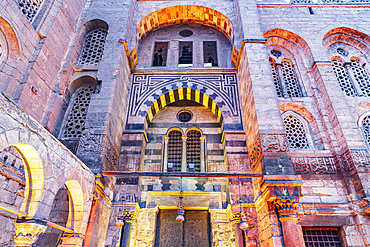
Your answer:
77,29 -> 108,65
362,115 -> 370,147
61,85 -> 95,139
331,59 -> 357,96
187,130 -> 201,172
17,0 -> 43,22
281,61 -> 303,97
350,60 -> 370,96
168,130 -> 182,172
269,59 -> 283,97
284,115 -> 309,149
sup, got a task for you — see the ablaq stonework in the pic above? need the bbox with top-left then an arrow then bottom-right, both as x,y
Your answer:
0,0 -> 370,246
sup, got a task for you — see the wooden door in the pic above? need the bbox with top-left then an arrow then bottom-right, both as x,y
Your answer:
155,210 -> 210,247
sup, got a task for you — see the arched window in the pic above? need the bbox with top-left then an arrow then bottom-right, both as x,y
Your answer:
186,130 -> 201,172
77,29 -> 108,65
331,58 -> 357,97
167,130 -> 182,172
268,49 -> 304,97
350,59 -> 370,96
361,115 -> 370,148
60,84 -> 95,153
17,0 -> 44,23
283,114 -> 309,150
281,60 -> 303,97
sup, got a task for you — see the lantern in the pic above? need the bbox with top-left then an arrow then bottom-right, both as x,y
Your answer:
115,214 -> 125,228
176,207 -> 185,223
239,216 -> 248,230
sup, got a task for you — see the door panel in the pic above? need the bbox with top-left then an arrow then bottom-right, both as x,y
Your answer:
156,210 -> 210,247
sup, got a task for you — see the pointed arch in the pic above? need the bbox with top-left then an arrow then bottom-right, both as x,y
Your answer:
264,28 -> 314,65
145,88 -> 223,126
134,5 -> 234,46
323,27 -> 370,53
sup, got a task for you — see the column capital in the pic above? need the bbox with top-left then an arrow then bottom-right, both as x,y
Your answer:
200,135 -> 206,141
122,210 -> 136,222
14,222 -> 47,246
163,135 -> 169,142
273,197 -> 300,222
182,136 -> 187,141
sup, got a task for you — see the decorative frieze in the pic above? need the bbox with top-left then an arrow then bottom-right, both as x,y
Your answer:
341,149 -> 370,171
261,134 -> 289,153
292,156 -> 337,175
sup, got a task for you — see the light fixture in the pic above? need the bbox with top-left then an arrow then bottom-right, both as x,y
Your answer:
239,216 -> 248,230
176,176 -> 185,223
115,209 -> 125,228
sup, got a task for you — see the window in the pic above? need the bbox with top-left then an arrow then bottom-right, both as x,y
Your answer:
303,227 -> 342,247
331,58 -> 357,97
283,114 -> 309,150
152,42 -> 168,67
164,127 -> 205,172
17,0 -> 43,23
269,53 -> 303,97
167,130 -> 182,172
186,130 -> 201,172
361,115 -> 370,148
203,41 -> 218,67
77,29 -> 108,65
179,42 -> 193,65
60,84 -> 95,153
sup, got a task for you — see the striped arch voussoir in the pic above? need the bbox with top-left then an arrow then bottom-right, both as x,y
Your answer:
145,88 -> 223,126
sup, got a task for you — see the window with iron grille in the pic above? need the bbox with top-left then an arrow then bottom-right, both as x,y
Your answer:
168,130 -> 182,172
284,114 -> 309,150
331,58 -> 357,97
281,60 -> 303,97
17,0 -> 43,23
362,115 -> 370,148
269,58 -> 283,97
303,227 -> 342,247
331,57 -> 370,97
61,84 -> 95,140
268,56 -> 303,97
77,29 -> 108,65
186,130 -> 201,172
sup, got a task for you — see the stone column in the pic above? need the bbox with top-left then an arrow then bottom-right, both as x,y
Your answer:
273,197 -> 304,247
163,135 -> 169,172
200,135 -> 206,172
14,222 -> 47,247
276,64 -> 288,97
345,63 -> 362,95
181,136 -> 187,172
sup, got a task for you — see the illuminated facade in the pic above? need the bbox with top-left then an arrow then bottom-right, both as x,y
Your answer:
0,0 -> 370,246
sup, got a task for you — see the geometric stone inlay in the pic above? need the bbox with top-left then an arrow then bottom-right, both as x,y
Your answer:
129,74 -> 240,119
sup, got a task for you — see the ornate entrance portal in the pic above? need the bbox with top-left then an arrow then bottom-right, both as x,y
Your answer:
155,210 -> 210,247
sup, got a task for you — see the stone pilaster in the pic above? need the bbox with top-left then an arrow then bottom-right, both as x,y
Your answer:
209,209 -> 234,247
14,222 -> 47,247
134,208 -> 157,247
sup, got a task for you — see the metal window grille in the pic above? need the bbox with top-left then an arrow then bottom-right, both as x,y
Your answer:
62,85 -> 95,139
186,130 -> 201,172
281,60 -> 303,97
168,130 -> 182,172
77,29 -> 107,65
303,227 -> 342,247
17,0 -> 43,22
284,115 -> 309,150
362,115 -> 370,147
269,58 -> 283,97
350,59 -> 370,96
331,59 -> 357,96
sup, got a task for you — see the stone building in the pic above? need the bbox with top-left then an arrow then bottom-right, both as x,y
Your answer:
0,0 -> 370,246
